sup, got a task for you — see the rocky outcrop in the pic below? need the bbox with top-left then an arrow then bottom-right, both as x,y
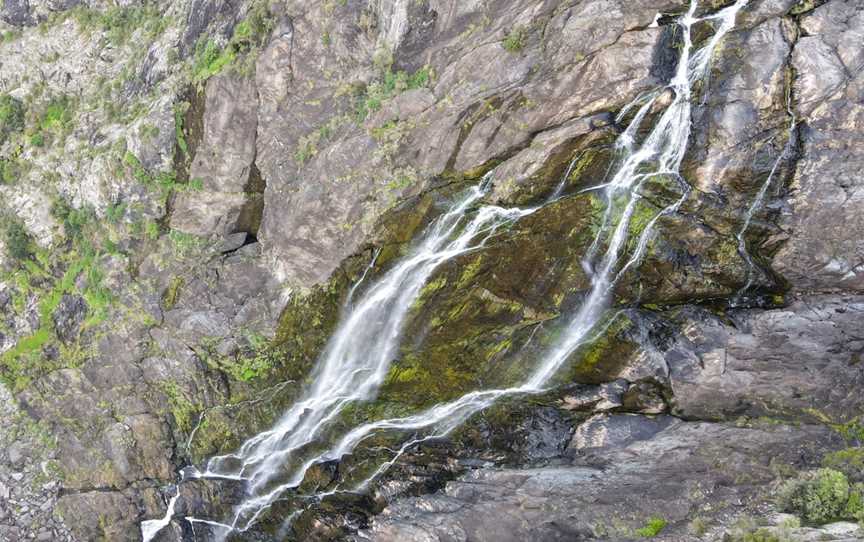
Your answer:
171,74 -> 262,237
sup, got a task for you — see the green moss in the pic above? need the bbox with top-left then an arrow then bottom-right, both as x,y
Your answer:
789,0 -> 827,16
635,517 -> 667,537
563,313 -> 634,384
159,381 -> 200,434
0,158 -> 21,184
161,276 -> 184,310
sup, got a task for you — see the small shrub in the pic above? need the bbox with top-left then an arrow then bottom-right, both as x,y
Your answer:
0,159 -> 18,184
29,133 -> 45,147
777,468 -> 864,525
144,221 -> 160,240
0,94 -> 25,144
503,26 -> 527,52
40,96 -> 73,131
636,517 -> 667,538
3,220 -> 33,261
354,66 -> 432,122
192,39 -> 235,82
51,199 -> 96,240
105,202 -> 126,224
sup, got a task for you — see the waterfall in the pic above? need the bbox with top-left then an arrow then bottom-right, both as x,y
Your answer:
142,1 -> 749,539
143,177 -> 537,541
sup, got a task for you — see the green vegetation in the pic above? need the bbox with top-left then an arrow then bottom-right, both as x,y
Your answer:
503,26 -> 527,52
122,151 -> 199,206
0,194 -> 117,390
70,5 -> 168,46
823,448 -> 864,481
354,66 -> 431,123
191,1 -> 274,82
195,331 -> 282,383
776,468 -> 864,525
635,517 -> 667,537
0,94 -> 25,144
40,96 -> 72,130
294,115 -> 349,164
2,30 -> 21,43
0,158 -> 22,184
26,95 -> 75,147
159,381 -> 200,434
168,230 -> 206,258
174,103 -> 189,158
2,218 -> 34,261
161,276 -> 184,310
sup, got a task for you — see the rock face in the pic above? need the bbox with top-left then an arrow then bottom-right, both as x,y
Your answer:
367,419 -> 841,542
772,1 -> 864,291
0,0 -> 862,541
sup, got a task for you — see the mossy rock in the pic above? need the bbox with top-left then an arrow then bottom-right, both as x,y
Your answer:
614,213 -> 749,304
375,194 -> 597,406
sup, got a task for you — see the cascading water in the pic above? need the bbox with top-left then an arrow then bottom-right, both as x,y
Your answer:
143,177 -> 536,541
142,1 -> 749,539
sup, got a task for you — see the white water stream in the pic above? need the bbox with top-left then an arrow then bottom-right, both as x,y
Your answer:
142,1 -> 749,539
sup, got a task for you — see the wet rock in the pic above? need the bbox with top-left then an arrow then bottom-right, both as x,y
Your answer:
622,381 -> 667,414
365,419 -> 842,541
511,407 -> 575,462
568,413 -> 677,451
559,380 -> 628,412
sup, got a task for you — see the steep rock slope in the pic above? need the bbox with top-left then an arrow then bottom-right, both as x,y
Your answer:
0,0 -> 860,541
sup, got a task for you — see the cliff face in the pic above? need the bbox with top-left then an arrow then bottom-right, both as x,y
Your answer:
0,0 -> 862,541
